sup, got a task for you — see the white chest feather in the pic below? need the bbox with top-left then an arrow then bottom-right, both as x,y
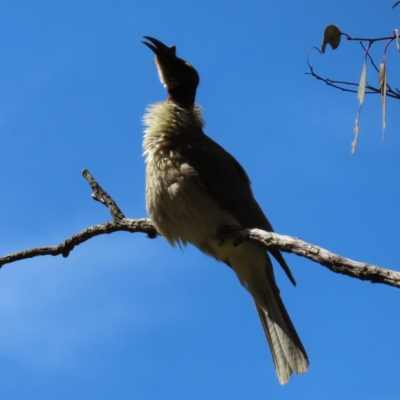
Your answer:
142,102 -> 237,251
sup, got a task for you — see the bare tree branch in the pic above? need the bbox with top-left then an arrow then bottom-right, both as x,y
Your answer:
306,36 -> 400,100
223,227 -> 400,288
0,219 -> 157,266
1,170 -> 399,290
0,169 -> 158,267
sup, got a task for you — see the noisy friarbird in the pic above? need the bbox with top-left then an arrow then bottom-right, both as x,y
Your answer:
142,36 -> 308,384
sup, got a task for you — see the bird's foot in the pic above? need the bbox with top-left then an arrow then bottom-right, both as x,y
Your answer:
218,225 -> 248,247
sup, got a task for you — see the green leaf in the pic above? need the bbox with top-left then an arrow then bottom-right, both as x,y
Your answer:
321,25 -> 342,54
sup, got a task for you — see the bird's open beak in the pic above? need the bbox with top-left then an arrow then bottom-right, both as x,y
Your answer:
142,36 -> 199,108
142,36 -> 182,90
142,36 -> 176,58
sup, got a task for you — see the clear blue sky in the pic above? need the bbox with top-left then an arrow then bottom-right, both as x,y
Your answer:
1,1 -> 399,399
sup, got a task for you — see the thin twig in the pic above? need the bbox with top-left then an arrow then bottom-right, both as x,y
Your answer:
343,34 -> 396,43
360,42 -> 380,73
82,169 -> 125,220
306,47 -> 400,100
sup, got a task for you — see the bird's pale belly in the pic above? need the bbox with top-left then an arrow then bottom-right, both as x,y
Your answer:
146,166 -> 268,293
146,163 -> 238,257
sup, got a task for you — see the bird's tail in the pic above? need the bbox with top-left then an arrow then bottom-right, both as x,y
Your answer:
254,281 -> 309,384
225,241 -> 308,383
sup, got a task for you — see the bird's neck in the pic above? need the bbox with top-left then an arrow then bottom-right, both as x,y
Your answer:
143,102 -> 204,160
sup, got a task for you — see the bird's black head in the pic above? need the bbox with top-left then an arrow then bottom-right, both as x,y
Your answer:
142,36 -> 200,109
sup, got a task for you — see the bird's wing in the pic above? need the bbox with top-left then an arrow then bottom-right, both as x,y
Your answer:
176,132 -> 296,285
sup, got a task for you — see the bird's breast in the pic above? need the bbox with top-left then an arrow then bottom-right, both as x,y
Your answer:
145,152 -> 237,252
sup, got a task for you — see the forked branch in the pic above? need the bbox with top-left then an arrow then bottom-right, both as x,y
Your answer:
1,170 -> 399,289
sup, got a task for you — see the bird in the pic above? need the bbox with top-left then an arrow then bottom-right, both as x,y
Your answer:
141,36 -> 309,384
